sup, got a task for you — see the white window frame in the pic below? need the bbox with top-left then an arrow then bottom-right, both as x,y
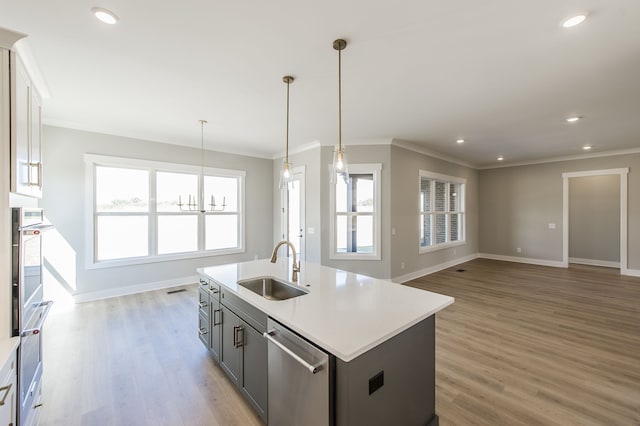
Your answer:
329,163 -> 382,260
85,154 -> 245,269
419,170 -> 466,254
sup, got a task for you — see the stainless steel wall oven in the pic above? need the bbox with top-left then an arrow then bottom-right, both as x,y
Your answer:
11,207 -> 53,426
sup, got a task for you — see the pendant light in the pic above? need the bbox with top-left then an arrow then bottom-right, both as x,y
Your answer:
331,38 -> 349,184
178,120 -> 226,212
279,75 -> 295,189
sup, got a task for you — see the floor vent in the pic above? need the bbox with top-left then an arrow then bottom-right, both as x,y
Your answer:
167,288 -> 187,295
456,269 -> 466,273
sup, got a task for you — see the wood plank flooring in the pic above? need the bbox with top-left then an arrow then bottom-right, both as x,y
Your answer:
406,259 -> 640,426
39,286 -> 263,426
39,259 -> 640,425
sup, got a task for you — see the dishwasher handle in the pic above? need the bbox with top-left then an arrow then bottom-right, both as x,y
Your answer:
263,330 -> 323,374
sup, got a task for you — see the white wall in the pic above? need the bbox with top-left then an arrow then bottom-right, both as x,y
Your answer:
42,126 -> 274,300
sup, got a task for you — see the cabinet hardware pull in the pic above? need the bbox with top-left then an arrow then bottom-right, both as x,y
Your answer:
0,383 -> 12,406
211,287 -> 219,294
237,326 -> 244,348
213,309 -> 221,326
28,162 -> 41,187
198,301 -> 208,309
200,279 -> 208,286
198,327 -> 208,336
233,326 -> 239,347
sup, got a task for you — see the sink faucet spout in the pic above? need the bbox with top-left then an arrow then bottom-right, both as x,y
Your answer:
270,240 -> 300,282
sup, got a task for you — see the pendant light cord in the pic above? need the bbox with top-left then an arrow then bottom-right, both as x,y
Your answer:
338,47 -> 342,152
286,79 -> 290,164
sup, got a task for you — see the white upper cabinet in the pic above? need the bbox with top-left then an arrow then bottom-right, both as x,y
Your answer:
10,52 -> 43,198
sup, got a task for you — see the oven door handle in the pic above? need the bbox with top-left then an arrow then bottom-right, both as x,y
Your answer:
21,300 -> 54,337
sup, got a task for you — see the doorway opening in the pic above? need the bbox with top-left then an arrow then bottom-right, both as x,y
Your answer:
562,168 -> 628,274
281,166 -> 305,261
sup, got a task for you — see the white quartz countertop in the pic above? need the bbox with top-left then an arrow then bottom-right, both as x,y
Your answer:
198,259 -> 454,362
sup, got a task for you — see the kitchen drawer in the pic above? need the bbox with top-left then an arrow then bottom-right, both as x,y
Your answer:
198,313 -> 211,348
198,287 -> 211,319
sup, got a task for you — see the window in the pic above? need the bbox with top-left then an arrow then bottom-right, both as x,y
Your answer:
419,170 -> 466,252
330,163 -> 382,260
86,154 -> 245,268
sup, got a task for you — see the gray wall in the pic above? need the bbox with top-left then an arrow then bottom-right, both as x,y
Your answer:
42,126 -> 273,297
479,153 -> 640,270
389,143 -> 479,278
569,175 -> 620,263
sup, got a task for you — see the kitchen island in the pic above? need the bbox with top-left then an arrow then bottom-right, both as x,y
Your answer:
197,258 -> 454,425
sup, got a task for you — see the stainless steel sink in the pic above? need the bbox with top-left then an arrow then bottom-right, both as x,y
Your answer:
237,277 -> 308,301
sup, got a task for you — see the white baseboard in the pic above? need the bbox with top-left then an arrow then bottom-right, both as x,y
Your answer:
392,254 -> 479,283
477,253 -> 565,268
569,257 -> 620,268
73,275 -> 199,303
624,269 -> 640,277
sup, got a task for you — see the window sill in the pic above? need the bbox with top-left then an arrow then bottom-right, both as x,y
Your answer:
86,247 -> 245,270
419,240 -> 466,254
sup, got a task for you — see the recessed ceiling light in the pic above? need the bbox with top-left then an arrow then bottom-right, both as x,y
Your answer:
582,145 -> 592,150
92,7 -> 119,25
566,116 -> 582,123
456,139 -> 465,144
562,14 -> 586,28
497,156 -> 504,161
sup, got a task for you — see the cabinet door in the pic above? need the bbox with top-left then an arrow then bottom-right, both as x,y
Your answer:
0,350 -> 17,426
210,298 -> 221,361
29,87 -> 42,197
219,306 -> 241,386
240,321 -> 268,422
10,54 -> 31,195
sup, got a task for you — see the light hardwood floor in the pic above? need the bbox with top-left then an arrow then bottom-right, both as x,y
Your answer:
40,287 -> 263,426
407,259 -> 640,426
39,259 -> 640,425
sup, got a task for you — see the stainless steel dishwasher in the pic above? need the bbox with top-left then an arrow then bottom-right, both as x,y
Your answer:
263,318 -> 331,426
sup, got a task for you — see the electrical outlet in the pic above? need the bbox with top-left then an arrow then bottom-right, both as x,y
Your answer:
453,249 -> 457,255
548,223 -> 556,229
517,247 -> 521,253
391,227 -> 396,236
401,262 -> 405,269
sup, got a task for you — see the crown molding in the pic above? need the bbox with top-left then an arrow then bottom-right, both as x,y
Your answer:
391,139 -> 477,168
271,140 -> 322,159
478,147 -> 640,170
14,38 -> 51,99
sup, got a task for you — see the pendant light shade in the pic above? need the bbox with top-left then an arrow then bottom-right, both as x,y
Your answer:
279,75 -> 295,189
331,38 -> 349,185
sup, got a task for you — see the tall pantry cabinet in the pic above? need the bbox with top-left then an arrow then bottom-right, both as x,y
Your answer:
1,27 -> 45,426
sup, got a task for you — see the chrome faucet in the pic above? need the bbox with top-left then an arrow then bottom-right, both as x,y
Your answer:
270,240 -> 301,282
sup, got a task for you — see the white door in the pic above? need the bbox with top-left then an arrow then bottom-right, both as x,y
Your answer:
282,167 -> 305,261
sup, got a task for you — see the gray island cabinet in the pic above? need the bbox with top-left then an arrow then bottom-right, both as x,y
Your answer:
197,259 -> 454,426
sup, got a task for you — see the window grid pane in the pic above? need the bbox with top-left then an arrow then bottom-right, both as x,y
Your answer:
157,172 -> 198,212
434,181 -> 446,212
96,166 -> 149,212
158,215 -> 198,254
205,214 -> 239,250
96,215 -> 148,260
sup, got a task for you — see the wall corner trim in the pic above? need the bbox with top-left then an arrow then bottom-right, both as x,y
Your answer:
73,275 -> 199,303
392,254 -> 479,283
478,253 -> 565,268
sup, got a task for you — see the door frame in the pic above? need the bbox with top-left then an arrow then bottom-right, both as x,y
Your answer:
562,168 -> 628,274
281,166 -> 306,260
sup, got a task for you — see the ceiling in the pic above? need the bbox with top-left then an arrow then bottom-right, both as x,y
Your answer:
2,0 -> 639,167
